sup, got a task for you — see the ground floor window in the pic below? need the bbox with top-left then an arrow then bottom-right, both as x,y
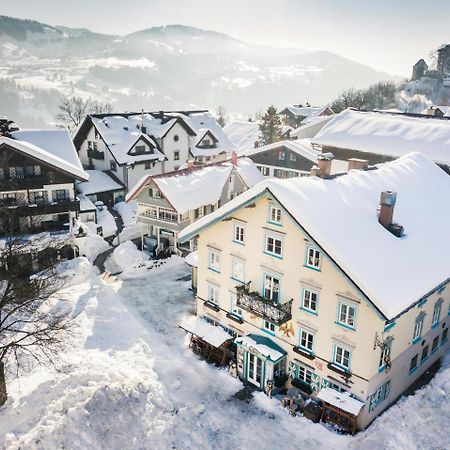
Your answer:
409,354 -> 418,373
369,379 -> 391,412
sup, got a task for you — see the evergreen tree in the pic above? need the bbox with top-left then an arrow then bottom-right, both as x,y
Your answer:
259,105 -> 283,145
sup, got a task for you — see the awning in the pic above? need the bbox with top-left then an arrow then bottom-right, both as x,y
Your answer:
235,333 -> 287,362
316,387 -> 365,416
179,316 -> 232,348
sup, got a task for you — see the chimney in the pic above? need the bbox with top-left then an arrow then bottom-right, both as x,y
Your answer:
187,160 -> 194,171
317,153 -> 334,178
379,191 -> 403,237
348,158 -> 369,171
231,151 -> 238,166
310,165 -> 320,177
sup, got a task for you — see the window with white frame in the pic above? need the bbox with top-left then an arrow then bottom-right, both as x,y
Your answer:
207,283 -> 220,304
231,258 -> 245,282
208,249 -> 221,272
265,235 -> 282,257
298,364 -> 313,384
379,341 -> 392,369
149,188 -> 161,198
338,302 -> 356,328
413,315 -> 424,342
299,328 -> 314,352
290,153 -> 297,162
302,289 -> 318,313
278,150 -> 286,160
233,223 -> 245,244
230,293 -> 242,317
269,206 -> 282,224
263,274 -> 280,302
263,320 -> 276,334
432,300 -> 443,326
333,344 -> 351,370
306,246 -> 321,269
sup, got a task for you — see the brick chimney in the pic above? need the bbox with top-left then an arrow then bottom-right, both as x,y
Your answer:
231,151 -> 238,166
317,153 -> 334,178
187,160 -> 194,171
348,158 -> 369,171
379,191 -> 396,228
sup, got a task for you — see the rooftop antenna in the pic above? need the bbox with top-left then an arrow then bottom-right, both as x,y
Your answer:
141,108 -> 147,134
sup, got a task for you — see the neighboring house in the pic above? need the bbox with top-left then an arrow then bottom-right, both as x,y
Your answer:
76,169 -> 125,206
239,140 -> 318,178
73,110 -> 234,195
313,108 -> 450,174
126,154 -> 263,253
0,130 -> 87,236
178,152 -> 450,430
280,105 -> 334,128
78,194 -> 97,224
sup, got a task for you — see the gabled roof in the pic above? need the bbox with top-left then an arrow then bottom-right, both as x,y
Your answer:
179,152 -> 450,320
126,157 -> 263,214
289,115 -> 335,139
0,134 -> 87,181
281,105 -> 331,119
239,139 -> 318,163
313,108 -> 450,166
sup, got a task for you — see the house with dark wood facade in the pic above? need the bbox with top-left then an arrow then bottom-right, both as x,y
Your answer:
0,130 -> 87,237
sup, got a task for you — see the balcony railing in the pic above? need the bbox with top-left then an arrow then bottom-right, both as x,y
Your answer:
87,148 -> 105,160
236,284 -> 293,326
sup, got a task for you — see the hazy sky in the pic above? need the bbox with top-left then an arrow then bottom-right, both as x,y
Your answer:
1,0 -> 449,75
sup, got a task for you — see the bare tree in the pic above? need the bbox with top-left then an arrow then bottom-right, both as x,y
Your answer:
56,96 -> 112,134
0,233 -> 71,406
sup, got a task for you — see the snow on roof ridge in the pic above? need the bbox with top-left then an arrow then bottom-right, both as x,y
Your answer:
1,135 -> 88,181
180,152 -> 450,320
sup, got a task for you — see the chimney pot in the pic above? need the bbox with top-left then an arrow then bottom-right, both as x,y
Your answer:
187,160 -> 194,171
310,165 -> 320,177
231,151 -> 238,166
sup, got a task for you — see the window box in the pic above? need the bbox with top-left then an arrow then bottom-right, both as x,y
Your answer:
226,312 -> 244,324
327,362 -> 351,378
204,301 -> 220,312
293,346 -> 315,361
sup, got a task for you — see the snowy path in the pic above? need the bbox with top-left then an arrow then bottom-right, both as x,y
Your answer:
0,257 -> 448,450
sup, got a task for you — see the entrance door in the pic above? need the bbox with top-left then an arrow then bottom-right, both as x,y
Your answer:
247,353 -> 263,387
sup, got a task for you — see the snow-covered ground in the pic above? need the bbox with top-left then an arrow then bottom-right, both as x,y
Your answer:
0,257 -> 448,449
113,201 -> 141,244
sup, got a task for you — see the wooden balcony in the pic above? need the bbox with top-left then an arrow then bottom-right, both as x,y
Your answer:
2,199 -> 80,217
236,284 -> 293,326
87,148 -> 105,160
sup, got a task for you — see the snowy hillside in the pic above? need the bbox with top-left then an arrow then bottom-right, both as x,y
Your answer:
0,256 -> 448,449
0,16 -> 398,127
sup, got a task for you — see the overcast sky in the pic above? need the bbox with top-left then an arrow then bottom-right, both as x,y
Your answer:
1,0 -> 449,75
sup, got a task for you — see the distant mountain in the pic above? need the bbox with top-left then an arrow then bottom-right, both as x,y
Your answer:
0,16 -> 399,127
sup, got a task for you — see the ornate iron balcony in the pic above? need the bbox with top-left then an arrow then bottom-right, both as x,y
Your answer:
236,284 -> 293,326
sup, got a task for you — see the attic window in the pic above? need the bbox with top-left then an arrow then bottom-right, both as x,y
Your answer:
174,134 -> 179,142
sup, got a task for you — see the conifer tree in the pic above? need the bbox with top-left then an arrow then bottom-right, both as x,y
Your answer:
259,106 -> 283,145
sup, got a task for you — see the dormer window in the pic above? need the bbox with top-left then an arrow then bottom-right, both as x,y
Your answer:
135,145 -> 146,155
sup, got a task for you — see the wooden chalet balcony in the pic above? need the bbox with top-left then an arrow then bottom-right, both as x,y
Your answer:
87,148 -> 105,160
0,177 -> 46,190
236,284 -> 293,326
6,199 -> 80,216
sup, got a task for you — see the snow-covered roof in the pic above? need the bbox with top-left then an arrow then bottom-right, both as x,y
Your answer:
11,129 -> 84,173
185,250 -> 198,268
127,157 -> 262,214
239,139 -> 318,164
316,388 -> 365,416
0,135 -> 87,181
313,109 -> 450,166
235,334 -> 286,362
290,115 -> 335,140
78,194 -> 97,212
282,105 -> 330,119
179,152 -> 450,320
179,316 -> 232,348
76,170 -> 124,195
224,120 -> 261,152
91,116 -> 166,165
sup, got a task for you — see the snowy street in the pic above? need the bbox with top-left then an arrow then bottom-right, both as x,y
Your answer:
0,257 -> 449,449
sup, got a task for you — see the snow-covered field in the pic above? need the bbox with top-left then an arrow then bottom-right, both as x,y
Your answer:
0,257 -> 448,450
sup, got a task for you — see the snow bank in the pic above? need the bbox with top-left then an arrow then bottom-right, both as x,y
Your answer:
113,200 -> 137,226
96,206 -> 117,238
110,241 -> 148,272
76,233 -> 110,262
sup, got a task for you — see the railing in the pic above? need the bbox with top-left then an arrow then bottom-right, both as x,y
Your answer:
87,148 -> 105,160
139,204 -> 179,223
236,284 -> 293,326
12,200 -> 80,216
